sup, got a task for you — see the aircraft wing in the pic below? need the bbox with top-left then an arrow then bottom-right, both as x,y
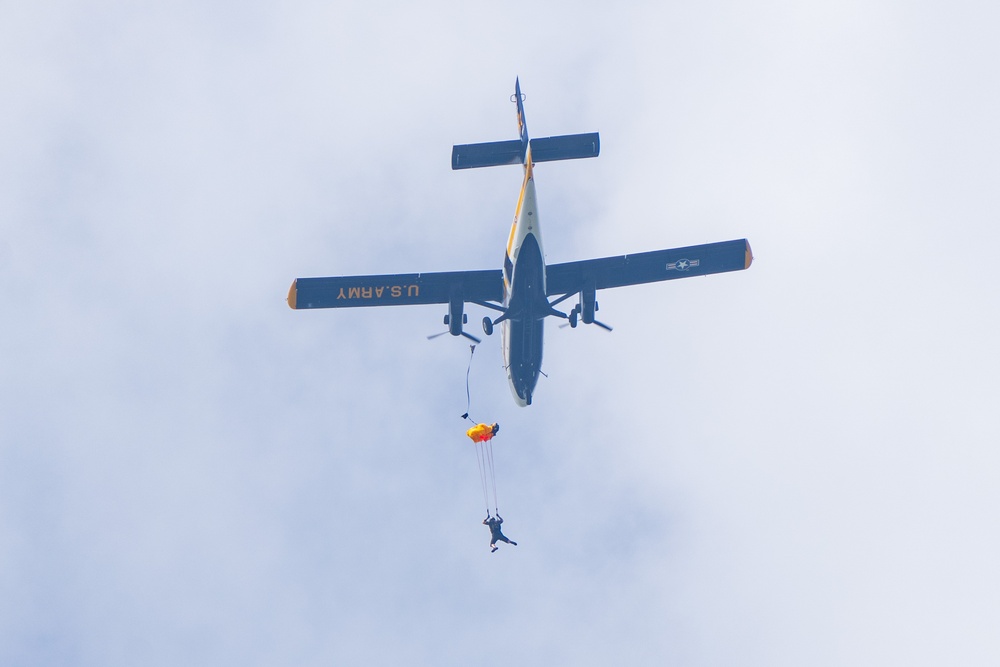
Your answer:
545,239 -> 752,296
288,269 -> 503,309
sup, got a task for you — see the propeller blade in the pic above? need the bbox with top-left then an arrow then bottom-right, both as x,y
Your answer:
428,329 -> 482,343
594,320 -> 613,332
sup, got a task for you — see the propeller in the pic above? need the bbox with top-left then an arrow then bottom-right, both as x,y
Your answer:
560,304 -> 612,331
428,312 -> 481,343
559,319 -> 613,331
427,329 -> 481,343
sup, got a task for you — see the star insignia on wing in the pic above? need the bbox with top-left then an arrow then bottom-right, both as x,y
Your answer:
666,258 -> 700,272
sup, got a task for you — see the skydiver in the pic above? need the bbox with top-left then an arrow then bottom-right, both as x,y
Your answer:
483,514 -> 517,553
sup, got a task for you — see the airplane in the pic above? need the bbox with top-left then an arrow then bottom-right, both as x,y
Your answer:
287,79 -> 753,406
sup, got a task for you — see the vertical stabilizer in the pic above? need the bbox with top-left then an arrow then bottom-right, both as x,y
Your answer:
514,77 -> 529,162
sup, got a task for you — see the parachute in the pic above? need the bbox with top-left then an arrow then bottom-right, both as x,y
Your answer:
466,422 -> 499,443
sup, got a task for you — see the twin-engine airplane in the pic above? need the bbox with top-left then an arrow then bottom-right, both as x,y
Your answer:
288,79 -> 753,406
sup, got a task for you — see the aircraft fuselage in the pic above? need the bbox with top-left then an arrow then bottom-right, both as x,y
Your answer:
501,160 -> 546,406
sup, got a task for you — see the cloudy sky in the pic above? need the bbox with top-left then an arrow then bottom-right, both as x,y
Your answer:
3,1 -> 999,665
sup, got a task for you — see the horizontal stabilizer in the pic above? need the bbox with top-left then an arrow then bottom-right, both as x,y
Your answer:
530,132 -> 600,163
452,132 -> 600,169
452,140 -> 524,170
289,269 -> 503,309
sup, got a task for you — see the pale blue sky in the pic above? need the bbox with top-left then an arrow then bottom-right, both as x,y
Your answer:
3,2 -> 999,665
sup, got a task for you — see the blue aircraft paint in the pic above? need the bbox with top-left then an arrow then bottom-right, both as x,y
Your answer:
503,232 -> 546,405
287,79 -> 753,407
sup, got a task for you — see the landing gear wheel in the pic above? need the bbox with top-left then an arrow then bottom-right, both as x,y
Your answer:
568,309 -> 579,328
482,316 -> 494,336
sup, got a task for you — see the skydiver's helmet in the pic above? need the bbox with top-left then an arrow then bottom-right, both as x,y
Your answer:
491,423 -> 500,436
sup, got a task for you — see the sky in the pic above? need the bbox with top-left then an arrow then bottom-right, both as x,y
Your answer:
2,1 -> 999,665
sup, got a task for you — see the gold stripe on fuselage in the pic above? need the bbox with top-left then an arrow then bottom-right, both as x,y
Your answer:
506,148 -> 534,258
504,147 -> 534,293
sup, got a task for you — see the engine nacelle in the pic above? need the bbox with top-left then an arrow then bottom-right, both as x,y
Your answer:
580,285 -> 597,325
446,293 -> 466,336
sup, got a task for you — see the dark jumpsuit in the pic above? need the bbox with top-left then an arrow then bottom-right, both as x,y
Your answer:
484,515 -> 517,551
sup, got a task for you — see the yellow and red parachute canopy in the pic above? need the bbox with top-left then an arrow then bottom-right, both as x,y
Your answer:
466,422 -> 499,443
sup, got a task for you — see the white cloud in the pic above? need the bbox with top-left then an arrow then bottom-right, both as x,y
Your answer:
2,1 -> 999,665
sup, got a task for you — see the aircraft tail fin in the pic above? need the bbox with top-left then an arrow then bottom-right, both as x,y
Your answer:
451,78 -> 599,170
451,133 -> 600,169
514,77 -> 528,147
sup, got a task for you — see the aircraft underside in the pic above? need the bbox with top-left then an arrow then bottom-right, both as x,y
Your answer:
503,232 -> 546,406
287,78 -> 752,408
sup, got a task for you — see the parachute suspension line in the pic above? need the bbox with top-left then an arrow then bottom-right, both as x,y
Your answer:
474,440 -> 490,514
472,437 -> 499,514
461,345 -> 477,422
486,439 -> 499,515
